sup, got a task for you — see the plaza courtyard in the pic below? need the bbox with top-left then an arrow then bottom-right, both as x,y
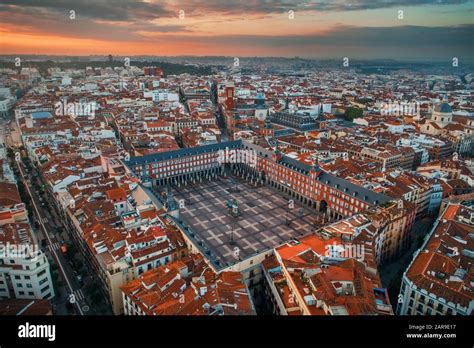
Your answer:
167,175 -> 318,269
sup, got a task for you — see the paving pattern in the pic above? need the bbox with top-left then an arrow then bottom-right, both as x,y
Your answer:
171,176 -> 316,267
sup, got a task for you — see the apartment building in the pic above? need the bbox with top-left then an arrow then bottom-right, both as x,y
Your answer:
0,223 -> 54,301
397,203 -> 474,315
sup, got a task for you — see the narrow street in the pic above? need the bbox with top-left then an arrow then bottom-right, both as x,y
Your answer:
380,217 -> 436,306
13,156 -> 85,315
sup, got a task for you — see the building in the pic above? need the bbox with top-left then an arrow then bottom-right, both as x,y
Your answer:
121,255 -> 256,315
431,102 -> 453,127
0,223 -> 55,301
0,182 -> 28,226
397,203 -> 474,315
124,139 -> 393,222
269,111 -> 317,132
59,179 -> 188,314
261,233 -> 393,315
143,67 -> 164,77
0,298 -> 53,315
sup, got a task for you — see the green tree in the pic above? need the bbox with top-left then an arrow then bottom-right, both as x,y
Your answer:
344,107 -> 364,122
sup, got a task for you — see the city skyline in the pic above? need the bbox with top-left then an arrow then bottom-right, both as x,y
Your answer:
0,1 -> 472,345
0,0 -> 473,60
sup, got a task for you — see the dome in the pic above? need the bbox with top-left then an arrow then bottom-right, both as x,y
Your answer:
434,102 -> 452,114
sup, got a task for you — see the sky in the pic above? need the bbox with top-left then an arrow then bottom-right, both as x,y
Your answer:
0,0 -> 473,60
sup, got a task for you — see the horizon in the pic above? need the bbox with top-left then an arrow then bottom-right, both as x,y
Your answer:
0,54 -> 471,65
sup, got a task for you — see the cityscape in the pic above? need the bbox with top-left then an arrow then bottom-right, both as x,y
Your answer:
0,0 -> 472,346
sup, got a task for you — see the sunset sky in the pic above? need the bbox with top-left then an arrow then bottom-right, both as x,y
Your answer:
0,0 -> 473,60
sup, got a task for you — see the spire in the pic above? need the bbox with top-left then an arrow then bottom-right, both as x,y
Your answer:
264,116 -> 272,129
312,154 -> 320,173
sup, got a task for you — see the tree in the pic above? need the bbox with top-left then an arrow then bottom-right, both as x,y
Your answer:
344,107 -> 364,122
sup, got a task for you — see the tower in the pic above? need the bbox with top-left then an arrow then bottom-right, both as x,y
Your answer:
311,155 -> 321,179
316,103 -> 326,130
225,81 -> 235,111
263,117 -> 274,138
272,141 -> 282,162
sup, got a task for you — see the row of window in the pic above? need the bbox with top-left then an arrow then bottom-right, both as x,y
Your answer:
402,288 -> 456,315
3,260 -> 43,268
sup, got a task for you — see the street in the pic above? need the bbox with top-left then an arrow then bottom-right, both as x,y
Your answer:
1,115 -> 110,315
14,156 -> 86,315
380,217 -> 436,306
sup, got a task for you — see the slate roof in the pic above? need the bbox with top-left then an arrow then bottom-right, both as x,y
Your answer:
125,140 -> 243,166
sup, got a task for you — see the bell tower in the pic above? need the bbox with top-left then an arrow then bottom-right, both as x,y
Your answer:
225,81 -> 235,111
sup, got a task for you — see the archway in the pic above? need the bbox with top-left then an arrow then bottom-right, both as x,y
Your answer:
319,200 -> 328,213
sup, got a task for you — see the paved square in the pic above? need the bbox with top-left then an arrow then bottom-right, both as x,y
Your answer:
168,176 -> 316,269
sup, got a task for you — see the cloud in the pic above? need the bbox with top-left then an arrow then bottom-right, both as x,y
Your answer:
171,0 -> 473,15
0,0 -> 173,21
0,1 -> 472,58
144,24 -> 473,47
1,0 -> 472,21
0,1 -> 190,41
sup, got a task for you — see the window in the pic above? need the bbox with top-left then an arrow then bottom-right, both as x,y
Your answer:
40,285 -> 50,293
14,275 -> 21,280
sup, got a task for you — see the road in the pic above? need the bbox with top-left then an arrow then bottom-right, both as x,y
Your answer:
380,217 -> 436,305
2,114 -> 111,314
1,114 -> 96,314
14,156 -> 87,315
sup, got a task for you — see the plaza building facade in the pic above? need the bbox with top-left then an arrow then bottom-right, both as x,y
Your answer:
125,139 -> 392,222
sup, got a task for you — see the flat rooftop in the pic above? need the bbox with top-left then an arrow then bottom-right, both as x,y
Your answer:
167,176 -> 318,270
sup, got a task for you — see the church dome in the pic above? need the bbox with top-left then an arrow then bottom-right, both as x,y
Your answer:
434,102 -> 452,114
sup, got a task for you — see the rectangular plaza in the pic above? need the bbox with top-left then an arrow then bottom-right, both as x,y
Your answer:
170,176 -> 316,269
